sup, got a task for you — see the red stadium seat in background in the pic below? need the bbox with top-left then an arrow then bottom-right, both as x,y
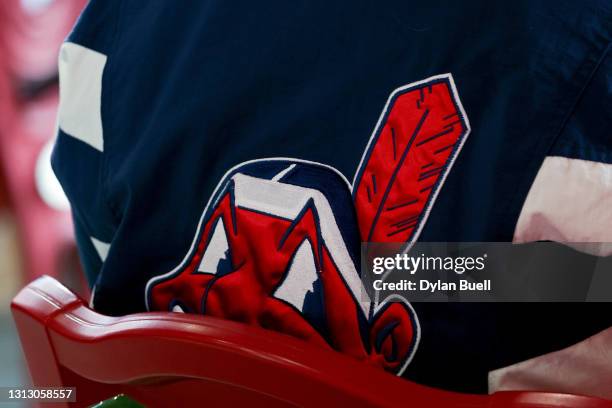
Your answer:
0,0 -> 86,291
11,276 -> 612,408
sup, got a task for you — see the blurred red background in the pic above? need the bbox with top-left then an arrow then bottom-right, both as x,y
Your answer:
0,0 -> 86,299
0,0 -> 85,399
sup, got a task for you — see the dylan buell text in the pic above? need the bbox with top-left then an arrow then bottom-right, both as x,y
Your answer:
370,253 -> 492,294
373,279 -> 492,293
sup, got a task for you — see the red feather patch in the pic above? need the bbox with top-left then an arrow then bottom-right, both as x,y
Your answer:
354,74 -> 470,243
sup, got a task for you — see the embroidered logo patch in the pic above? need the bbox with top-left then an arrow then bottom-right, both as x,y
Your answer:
353,74 -> 470,245
146,73 -> 469,375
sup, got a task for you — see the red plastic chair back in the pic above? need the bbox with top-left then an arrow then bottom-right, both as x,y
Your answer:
11,276 -> 612,408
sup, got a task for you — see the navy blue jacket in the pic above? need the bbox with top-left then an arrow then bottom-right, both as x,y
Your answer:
52,0 -> 612,393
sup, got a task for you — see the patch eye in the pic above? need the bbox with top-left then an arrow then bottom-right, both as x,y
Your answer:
273,240 -> 318,311
198,218 -> 230,274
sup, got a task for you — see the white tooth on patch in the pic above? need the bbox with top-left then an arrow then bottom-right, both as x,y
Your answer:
198,218 -> 229,274
172,304 -> 186,313
274,240 -> 318,310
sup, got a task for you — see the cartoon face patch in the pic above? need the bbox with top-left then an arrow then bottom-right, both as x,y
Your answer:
146,74 -> 470,375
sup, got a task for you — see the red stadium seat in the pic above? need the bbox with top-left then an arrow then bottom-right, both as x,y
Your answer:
11,276 -> 612,408
0,0 -> 86,287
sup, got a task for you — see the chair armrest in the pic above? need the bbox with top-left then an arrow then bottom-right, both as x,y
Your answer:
11,276 -> 612,408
